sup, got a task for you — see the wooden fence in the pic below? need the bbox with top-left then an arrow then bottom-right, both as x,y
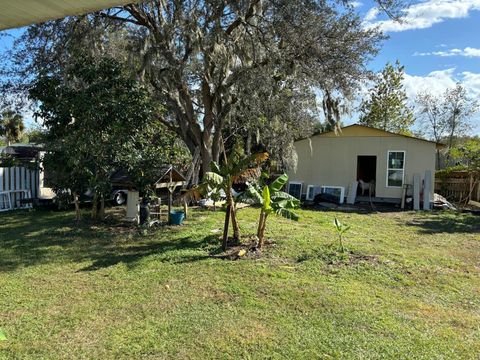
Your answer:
435,174 -> 480,203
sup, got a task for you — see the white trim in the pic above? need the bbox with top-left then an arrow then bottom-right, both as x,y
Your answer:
320,186 -> 345,204
386,150 -> 405,188
306,185 -> 321,201
287,182 -> 303,199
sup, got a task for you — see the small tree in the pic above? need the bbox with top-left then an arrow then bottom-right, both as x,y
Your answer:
359,61 -> 414,134
416,84 -> 479,167
333,218 -> 350,253
246,174 -> 300,249
30,57 -> 169,221
191,152 -> 268,250
0,110 -> 25,146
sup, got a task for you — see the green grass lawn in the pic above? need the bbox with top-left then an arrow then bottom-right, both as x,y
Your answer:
0,207 -> 479,359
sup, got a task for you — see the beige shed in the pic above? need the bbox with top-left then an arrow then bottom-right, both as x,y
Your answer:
287,124 -> 444,205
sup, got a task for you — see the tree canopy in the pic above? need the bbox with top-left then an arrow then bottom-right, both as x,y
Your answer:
359,61 -> 414,134
0,110 -> 25,146
4,0 -> 389,178
29,56 -> 183,219
416,83 -> 479,167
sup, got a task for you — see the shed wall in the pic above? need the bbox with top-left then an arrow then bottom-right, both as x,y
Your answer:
288,134 -> 436,200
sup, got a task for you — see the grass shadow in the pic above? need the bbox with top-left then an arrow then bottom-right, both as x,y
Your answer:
0,210 -> 222,272
406,211 -> 480,234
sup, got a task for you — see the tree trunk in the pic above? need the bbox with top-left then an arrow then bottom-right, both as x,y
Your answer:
91,192 -> 98,220
200,140 -> 213,175
226,183 -> 240,242
230,203 -> 240,243
222,204 -> 231,251
257,210 -> 268,249
99,195 -> 105,221
73,192 -> 81,222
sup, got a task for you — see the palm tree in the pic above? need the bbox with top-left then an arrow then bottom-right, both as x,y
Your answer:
0,111 -> 25,146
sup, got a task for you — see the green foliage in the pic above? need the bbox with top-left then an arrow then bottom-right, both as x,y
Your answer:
0,329 -> 6,341
333,217 -> 350,253
29,56 -> 179,219
450,139 -> 480,174
416,84 -> 479,168
8,0 -> 387,176
248,173 -> 300,219
247,173 -> 300,248
191,152 -> 269,247
0,110 -> 25,146
359,61 -> 414,134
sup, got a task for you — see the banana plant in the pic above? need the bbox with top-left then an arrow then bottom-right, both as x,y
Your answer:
186,152 -> 268,250
333,217 -> 350,253
247,173 -> 300,249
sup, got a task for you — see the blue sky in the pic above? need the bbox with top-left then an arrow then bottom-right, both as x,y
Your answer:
1,0 -> 480,134
360,0 -> 480,134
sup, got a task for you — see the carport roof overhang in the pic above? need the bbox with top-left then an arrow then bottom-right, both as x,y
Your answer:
0,0 -> 134,31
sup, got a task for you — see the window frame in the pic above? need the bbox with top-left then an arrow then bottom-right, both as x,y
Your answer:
386,150 -> 406,188
287,182 -> 303,199
306,185 -> 320,201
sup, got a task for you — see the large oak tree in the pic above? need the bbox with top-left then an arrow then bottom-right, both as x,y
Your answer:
5,0 -> 399,177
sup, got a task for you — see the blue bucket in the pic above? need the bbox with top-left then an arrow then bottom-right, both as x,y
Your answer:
169,211 -> 185,225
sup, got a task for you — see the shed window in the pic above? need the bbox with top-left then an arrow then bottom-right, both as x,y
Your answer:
387,151 -> 405,187
288,182 -> 302,199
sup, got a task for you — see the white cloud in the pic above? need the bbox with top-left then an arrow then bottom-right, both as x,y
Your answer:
403,68 -> 458,99
364,0 -> 480,32
414,47 -> 480,57
350,1 -> 363,9
403,69 -> 480,133
364,7 -> 379,22
462,71 -> 480,96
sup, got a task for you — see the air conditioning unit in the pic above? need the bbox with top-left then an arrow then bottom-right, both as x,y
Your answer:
320,186 -> 345,204
306,185 -> 321,201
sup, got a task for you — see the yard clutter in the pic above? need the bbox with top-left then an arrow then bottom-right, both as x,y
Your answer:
111,166 -> 187,226
433,193 -> 456,211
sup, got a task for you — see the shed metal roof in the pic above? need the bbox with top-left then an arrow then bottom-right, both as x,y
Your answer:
297,124 -> 446,148
0,0 -> 134,30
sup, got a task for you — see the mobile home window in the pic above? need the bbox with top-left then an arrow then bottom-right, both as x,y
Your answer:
387,151 -> 405,187
288,182 -> 302,199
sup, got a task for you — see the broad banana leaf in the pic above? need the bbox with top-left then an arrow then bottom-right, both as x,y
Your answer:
271,191 -> 300,206
269,173 -> 289,192
204,172 -> 224,186
244,184 -> 263,204
275,207 -> 299,221
232,167 -> 261,183
210,161 -> 223,176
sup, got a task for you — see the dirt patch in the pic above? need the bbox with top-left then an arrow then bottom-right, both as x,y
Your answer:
210,236 -> 277,260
